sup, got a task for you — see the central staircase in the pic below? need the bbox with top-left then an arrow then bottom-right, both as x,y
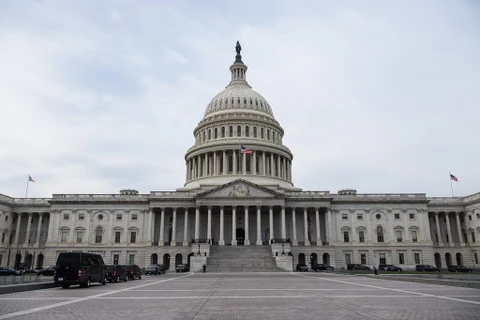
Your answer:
206,245 -> 285,272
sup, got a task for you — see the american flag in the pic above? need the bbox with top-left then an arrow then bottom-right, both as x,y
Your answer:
450,173 -> 458,182
28,175 -> 35,182
240,145 -> 253,154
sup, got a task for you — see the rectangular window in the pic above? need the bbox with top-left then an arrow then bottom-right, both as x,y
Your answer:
469,215 -> 472,221
5,216 -> 8,221
129,254 -> 135,265
409,213 -> 415,219
360,253 -> 367,265
1,233 -> 5,244
398,253 -> 405,264
115,232 -> 121,243
394,213 -> 400,219
414,253 -> 421,264
61,231 -> 68,243
359,231 -> 365,243
342,214 -> 348,220
130,232 -> 136,243
345,253 -> 351,265
76,231 -> 83,243
63,213 -> 69,220
379,253 -> 386,265
343,231 -> 350,243
228,156 -> 233,172
113,254 -> 119,265
132,214 -> 138,221
475,253 -> 479,264
357,214 -> 363,220
412,230 -> 418,242
397,230 -> 402,242
78,214 -> 84,220
0,255 -> 2,266
116,214 -> 122,220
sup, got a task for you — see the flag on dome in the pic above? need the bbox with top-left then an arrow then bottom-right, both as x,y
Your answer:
450,173 -> 458,182
28,175 -> 35,182
240,145 -> 253,154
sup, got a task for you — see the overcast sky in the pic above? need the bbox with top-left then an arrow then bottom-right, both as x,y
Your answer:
1,0 -> 479,198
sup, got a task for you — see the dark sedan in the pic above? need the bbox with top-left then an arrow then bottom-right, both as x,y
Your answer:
448,265 -> 473,272
416,264 -> 440,272
123,264 -> 142,280
0,267 -> 24,276
311,264 -> 334,272
296,264 -> 308,272
106,265 -> 128,282
37,266 -> 56,276
175,264 -> 190,273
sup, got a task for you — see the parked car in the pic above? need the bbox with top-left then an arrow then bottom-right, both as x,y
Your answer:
353,265 -> 371,271
311,264 -> 334,272
106,265 -> 128,283
175,264 -> 190,273
379,264 -> 403,272
144,264 -> 162,275
415,264 -> 440,272
447,265 -> 473,273
0,267 -> 24,276
37,265 -> 56,276
158,264 -> 167,274
55,252 -> 107,288
296,264 -> 309,272
123,264 -> 142,280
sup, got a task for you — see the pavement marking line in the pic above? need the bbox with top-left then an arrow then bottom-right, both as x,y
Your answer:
0,274 -> 193,320
294,274 -> 480,306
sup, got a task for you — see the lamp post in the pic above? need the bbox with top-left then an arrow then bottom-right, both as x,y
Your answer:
281,244 -> 285,255
197,244 -> 201,256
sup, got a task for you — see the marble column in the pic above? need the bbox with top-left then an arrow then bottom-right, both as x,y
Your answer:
183,208 -> 189,246
195,207 -> 200,240
445,212 -> 453,245
159,208 -> 165,246
455,212 -> 464,245
213,152 -> 217,176
170,208 -> 177,246
233,150 -> 237,174
35,213 -> 43,245
244,206 -> 250,245
281,206 -> 286,239
276,156 -> 280,177
222,151 -> 227,175
253,151 -> 257,174
270,154 -> 273,176
304,207 -> 310,246
242,152 -> 246,174
207,206 -> 212,242
14,213 -> 22,244
147,210 -> 153,243
219,206 -> 225,245
435,212 -> 442,245
24,213 -> 33,246
232,206 -> 237,245
204,153 -> 208,176
315,208 -> 322,246
292,208 -> 298,246
256,206 -> 262,245
269,206 -> 274,242
47,212 -> 55,243
262,152 -> 266,175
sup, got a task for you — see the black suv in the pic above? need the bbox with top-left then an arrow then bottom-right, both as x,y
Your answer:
144,264 -> 161,275
447,265 -> 473,273
311,264 -> 334,272
175,264 -> 190,273
415,264 -> 440,272
123,264 -> 142,280
55,252 -> 107,288
378,264 -> 402,272
37,265 -> 56,276
347,264 -> 371,271
106,265 -> 128,283
0,267 -> 24,276
296,264 -> 309,272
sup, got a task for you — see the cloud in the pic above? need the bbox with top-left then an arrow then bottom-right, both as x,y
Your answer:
0,0 -> 479,198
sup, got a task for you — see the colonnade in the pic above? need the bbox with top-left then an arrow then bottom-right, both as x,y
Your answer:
150,206 -> 329,247
186,150 -> 292,182
431,211 -> 468,246
0,212 -> 47,247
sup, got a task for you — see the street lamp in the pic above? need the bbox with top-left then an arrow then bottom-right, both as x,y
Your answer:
197,244 -> 201,256
281,244 -> 285,256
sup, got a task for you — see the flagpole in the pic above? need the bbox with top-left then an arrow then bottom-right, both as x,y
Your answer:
449,172 -> 454,198
25,175 -> 30,198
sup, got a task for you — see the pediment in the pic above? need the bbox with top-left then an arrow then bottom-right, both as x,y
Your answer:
196,179 -> 283,199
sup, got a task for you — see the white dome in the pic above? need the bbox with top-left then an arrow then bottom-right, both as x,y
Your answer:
204,84 -> 274,117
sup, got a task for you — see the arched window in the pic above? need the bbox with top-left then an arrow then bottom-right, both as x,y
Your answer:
246,126 -> 250,137
208,129 -> 211,140
272,131 -> 275,142
221,127 -> 225,138
377,226 -> 384,243
202,131 -> 206,142
253,127 -> 257,137
95,226 -> 103,244
214,128 -> 218,139
229,126 -> 233,137
260,128 -> 264,139
267,129 -> 270,140
237,126 -> 241,136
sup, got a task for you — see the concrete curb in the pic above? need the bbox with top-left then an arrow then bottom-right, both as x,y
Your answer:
365,275 -> 480,289
0,282 -> 58,295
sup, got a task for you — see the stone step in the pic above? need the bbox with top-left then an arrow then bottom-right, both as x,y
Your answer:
207,245 -> 285,272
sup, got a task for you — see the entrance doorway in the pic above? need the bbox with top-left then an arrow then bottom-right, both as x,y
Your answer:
236,228 -> 245,245
163,253 -> 171,270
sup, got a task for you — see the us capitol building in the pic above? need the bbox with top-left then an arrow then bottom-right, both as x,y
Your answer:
1,43 -> 479,272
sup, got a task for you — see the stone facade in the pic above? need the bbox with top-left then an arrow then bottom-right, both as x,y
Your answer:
0,44 -> 479,271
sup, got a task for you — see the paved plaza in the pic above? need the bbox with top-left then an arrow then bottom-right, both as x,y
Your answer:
0,272 -> 479,320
